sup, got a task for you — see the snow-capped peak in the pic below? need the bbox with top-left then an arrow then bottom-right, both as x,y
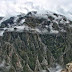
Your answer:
0,11 -> 72,36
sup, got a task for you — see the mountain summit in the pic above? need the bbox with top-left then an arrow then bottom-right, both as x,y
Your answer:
0,11 -> 72,36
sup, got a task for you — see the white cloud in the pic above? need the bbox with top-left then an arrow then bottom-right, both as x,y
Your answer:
0,0 -> 72,20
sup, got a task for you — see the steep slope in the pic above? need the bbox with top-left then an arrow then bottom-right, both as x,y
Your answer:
0,11 -> 72,72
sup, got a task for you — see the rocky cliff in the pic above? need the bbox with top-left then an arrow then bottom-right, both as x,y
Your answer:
0,11 -> 72,72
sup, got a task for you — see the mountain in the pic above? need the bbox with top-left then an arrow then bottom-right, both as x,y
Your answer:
0,11 -> 72,72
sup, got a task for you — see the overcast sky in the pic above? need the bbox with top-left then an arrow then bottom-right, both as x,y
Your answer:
0,0 -> 72,19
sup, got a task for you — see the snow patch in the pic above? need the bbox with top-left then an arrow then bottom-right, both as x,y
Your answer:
49,64 -> 62,72
50,30 -> 59,34
20,19 -> 25,24
0,31 -> 5,36
0,60 -> 5,67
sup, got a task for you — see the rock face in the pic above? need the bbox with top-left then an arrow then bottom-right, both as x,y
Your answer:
61,62 -> 72,72
0,32 -> 54,72
0,11 -> 72,72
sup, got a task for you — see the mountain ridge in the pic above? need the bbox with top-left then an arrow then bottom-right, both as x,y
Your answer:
0,11 -> 72,72
0,11 -> 72,36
